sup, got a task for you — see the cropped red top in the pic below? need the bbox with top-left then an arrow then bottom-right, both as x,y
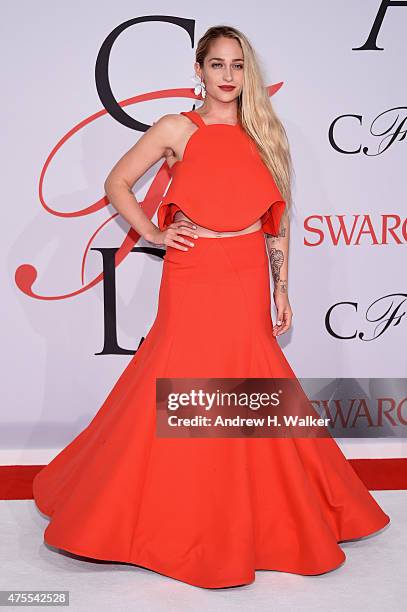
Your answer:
157,110 -> 286,235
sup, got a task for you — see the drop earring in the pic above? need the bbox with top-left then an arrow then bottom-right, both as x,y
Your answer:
191,73 -> 206,99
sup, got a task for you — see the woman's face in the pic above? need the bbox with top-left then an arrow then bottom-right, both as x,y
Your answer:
195,36 -> 244,102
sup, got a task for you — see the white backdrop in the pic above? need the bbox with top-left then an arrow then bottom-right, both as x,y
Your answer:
2,0 -> 406,463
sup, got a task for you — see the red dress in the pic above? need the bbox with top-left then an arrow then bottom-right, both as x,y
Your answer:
32,110 -> 390,588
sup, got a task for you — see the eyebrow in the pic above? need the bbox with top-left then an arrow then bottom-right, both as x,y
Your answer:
207,57 -> 244,62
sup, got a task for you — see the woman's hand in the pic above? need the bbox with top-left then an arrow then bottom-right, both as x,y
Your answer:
272,291 -> 293,336
147,221 -> 199,251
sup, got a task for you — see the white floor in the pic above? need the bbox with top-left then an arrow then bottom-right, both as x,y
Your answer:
1,491 -> 405,612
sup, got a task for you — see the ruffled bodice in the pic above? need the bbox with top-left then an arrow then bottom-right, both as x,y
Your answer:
157,110 -> 286,235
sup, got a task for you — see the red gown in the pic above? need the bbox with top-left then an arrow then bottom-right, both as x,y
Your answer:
32,110 -> 390,588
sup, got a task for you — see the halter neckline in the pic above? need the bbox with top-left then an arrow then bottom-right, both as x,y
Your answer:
191,109 -> 239,128
159,109 -> 286,236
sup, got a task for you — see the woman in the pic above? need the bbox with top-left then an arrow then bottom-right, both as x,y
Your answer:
33,25 -> 390,589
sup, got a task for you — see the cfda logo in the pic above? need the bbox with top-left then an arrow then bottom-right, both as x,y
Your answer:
325,293 -> 407,341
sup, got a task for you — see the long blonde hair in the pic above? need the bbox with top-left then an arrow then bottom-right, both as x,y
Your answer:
195,25 -> 294,218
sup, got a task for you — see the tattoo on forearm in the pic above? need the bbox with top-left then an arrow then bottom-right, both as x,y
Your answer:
265,221 -> 288,292
278,279 -> 288,293
269,247 -> 284,284
265,241 -> 288,293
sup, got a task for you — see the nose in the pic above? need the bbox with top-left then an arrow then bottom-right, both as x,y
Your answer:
223,66 -> 233,81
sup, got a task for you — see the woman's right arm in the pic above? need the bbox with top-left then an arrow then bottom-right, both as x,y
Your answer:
104,114 -> 197,251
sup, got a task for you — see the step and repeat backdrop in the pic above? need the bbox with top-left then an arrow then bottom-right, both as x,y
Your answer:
2,1 -> 406,463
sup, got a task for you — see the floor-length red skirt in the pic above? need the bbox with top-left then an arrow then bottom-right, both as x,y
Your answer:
33,228 -> 390,588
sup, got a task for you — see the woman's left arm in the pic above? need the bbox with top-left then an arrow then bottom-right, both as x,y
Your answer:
265,210 -> 293,336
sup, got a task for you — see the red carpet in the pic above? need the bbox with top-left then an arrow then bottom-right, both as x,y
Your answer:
1,459 -> 406,500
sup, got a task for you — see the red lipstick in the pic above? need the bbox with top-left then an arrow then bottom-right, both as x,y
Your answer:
218,85 -> 235,91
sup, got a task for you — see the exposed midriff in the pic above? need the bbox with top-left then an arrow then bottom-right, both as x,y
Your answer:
173,209 -> 262,238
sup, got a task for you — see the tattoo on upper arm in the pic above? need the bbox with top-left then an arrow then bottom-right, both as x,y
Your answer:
264,224 -> 286,241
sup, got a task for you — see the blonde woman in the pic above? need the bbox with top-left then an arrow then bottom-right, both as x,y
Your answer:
33,25 -> 390,589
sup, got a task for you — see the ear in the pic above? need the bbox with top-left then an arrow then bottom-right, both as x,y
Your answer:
194,61 -> 201,77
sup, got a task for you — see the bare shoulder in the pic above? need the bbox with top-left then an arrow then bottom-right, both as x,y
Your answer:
150,113 -> 196,163
151,112 -> 192,137
104,113 -> 192,189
